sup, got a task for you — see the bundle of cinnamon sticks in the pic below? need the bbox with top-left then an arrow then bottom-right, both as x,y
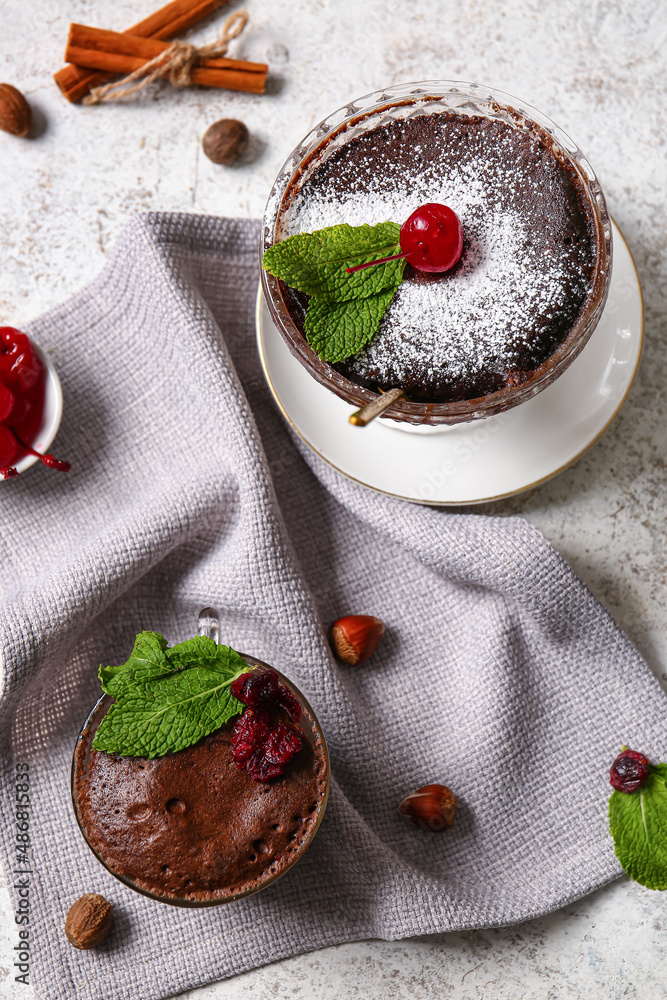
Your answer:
55,0 -> 267,103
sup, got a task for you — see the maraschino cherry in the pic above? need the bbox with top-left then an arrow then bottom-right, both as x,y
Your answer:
0,425 -> 18,468
0,382 -> 14,423
0,326 -> 70,479
346,203 -> 463,275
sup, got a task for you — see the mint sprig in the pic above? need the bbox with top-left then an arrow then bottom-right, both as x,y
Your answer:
92,631 -> 248,758
304,290 -> 397,364
609,759 -> 667,890
262,221 -> 404,362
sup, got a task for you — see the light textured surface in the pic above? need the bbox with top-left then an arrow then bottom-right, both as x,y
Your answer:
0,1 -> 666,999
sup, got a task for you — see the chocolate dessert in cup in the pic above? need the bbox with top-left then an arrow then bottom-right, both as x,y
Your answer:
261,81 -> 612,427
71,610 -> 329,907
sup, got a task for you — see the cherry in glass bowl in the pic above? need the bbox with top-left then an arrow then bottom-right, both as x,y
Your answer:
261,81 -> 612,427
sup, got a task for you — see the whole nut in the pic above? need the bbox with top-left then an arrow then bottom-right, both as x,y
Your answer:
65,894 -> 113,950
0,84 -> 31,137
329,615 -> 384,666
202,119 -> 249,165
398,784 -> 457,832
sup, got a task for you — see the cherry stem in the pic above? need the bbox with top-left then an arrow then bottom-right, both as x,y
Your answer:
13,434 -> 71,473
346,252 -> 406,274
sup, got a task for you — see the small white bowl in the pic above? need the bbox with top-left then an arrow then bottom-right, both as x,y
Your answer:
9,344 -> 64,477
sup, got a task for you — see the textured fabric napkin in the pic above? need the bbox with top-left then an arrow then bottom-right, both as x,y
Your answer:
0,214 -> 665,1000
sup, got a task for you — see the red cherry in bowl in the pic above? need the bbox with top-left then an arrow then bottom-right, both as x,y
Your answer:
0,425 -> 18,467
0,328 -> 69,480
0,382 -> 14,423
399,203 -> 463,273
0,327 -> 43,391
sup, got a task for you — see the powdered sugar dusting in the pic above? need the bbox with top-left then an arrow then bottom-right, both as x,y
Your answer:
280,113 -> 593,399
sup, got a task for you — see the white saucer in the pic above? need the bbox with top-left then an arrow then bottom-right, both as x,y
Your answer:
257,221 -> 643,505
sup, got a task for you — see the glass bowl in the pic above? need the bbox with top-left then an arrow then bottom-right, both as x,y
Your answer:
71,645 -> 329,908
261,81 -> 612,426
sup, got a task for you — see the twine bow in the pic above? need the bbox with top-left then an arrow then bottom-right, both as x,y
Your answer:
84,10 -> 249,105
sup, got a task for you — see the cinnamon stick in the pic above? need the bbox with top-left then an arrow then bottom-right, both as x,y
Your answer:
55,0 -> 230,103
65,23 -> 267,95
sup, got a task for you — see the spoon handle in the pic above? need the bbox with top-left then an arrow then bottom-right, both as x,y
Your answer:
197,607 -> 220,644
349,387 -> 406,427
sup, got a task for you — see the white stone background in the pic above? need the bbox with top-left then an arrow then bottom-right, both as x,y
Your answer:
1,0 -> 667,996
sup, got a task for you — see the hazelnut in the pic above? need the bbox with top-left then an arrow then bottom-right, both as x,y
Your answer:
65,894 -> 113,950
329,615 -> 384,666
0,84 -> 31,137
202,119 -> 249,165
397,784 -> 457,832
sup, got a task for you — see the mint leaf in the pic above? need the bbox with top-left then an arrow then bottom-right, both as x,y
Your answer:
99,631 -> 171,696
262,222 -> 404,302
262,221 -> 408,363
304,289 -> 397,363
93,632 -> 248,758
609,762 -> 667,889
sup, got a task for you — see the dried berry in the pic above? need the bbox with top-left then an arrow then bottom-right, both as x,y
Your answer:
230,671 -> 252,701
202,119 -> 249,165
231,708 -> 272,766
65,894 -> 113,950
0,84 -> 31,138
398,784 -> 457,832
263,722 -> 303,765
329,615 -> 385,666
275,683 -> 302,720
610,749 -> 650,793
246,749 -> 284,783
231,667 -> 280,708
230,667 -> 305,781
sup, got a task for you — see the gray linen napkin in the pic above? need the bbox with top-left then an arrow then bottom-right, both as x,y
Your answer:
0,214 -> 664,1000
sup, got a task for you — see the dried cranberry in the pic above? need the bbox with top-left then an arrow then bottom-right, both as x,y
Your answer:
275,684 -> 302,720
231,668 -> 281,708
610,749 -> 650,793
230,708 -> 272,766
245,749 -> 284,783
230,667 -> 307,782
263,723 -> 303,765
244,668 -> 281,706
230,671 -> 252,701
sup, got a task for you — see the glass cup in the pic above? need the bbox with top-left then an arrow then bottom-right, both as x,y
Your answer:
71,610 -> 330,907
261,81 -> 612,426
